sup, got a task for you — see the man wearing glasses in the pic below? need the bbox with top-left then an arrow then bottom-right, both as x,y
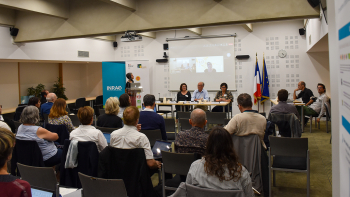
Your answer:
0,105 -> 15,133
191,82 -> 209,111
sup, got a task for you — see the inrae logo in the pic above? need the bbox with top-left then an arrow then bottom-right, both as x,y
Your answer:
107,86 -> 122,91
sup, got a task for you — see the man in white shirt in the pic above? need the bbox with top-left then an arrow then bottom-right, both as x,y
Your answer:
192,82 -> 209,111
110,106 -> 161,171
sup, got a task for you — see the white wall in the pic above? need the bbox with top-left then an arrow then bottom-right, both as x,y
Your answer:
0,62 -> 18,109
306,11 -> 328,51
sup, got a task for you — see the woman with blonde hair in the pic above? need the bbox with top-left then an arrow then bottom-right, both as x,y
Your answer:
48,98 -> 75,132
97,97 -> 123,128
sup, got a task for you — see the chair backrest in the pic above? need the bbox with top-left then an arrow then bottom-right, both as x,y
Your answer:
224,118 -> 230,125
185,183 -> 245,197
268,113 -> 300,138
17,163 -> 58,195
179,118 -> 192,131
69,114 -> 81,127
140,129 -> 162,146
259,112 -> 266,118
78,172 -> 127,197
324,103 -> 331,121
13,120 -> 21,132
96,126 -> 120,134
206,112 -> 226,125
14,106 -> 26,121
161,151 -> 196,175
93,106 -> 100,117
45,123 -> 70,145
43,114 -> 49,125
99,108 -> 106,116
75,97 -> 86,108
178,112 -> 191,119
164,118 -> 176,133
95,95 -> 103,106
269,136 -> 308,157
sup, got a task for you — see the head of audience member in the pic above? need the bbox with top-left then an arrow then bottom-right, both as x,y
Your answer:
49,98 -> 67,118
277,89 -> 288,102
317,83 -> 326,94
197,82 -> 205,92
123,106 -> 140,126
189,108 -> 207,128
119,93 -> 131,108
143,94 -> 156,109
105,97 -> 120,116
0,128 -> 16,172
20,106 -> 40,125
46,93 -> 57,103
41,89 -> 49,98
220,83 -> 228,93
298,81 -> 306,91
237,93 -> 253,113
28,97 -> 41,108
204,126 -> 242,182
77,106 -> 94,125
126,72 -> 134,81
180,83 -> 187,92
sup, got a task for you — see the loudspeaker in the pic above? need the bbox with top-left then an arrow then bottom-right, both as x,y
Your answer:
10,28 -> 19,36
236,55 -> 250,60
113,42 -> 118,47
163,52 -> 168,58
307,0 -> 319,8
299,28 -> 305,35
156,59 -> 168,63
163,43 -> 168,50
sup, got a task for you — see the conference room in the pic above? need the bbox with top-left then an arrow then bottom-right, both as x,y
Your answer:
0,0 -> 342,196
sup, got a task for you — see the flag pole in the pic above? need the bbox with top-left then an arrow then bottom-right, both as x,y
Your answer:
256,53 -> 259,112
263,52 -> 265,113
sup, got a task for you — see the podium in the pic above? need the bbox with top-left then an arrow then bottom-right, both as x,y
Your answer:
126,83 -> 143,107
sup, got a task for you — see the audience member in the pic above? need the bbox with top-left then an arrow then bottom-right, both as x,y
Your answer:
40,93 -> 57,116
0,128 -> 32,197
16,106 -> 61,167
224,93 -> 267,149
212,82 -> 233,112
110,106 -> 162,172
97,97 -> 123,128
48,98 -> 75,132
171,127 -> 253,197
270,89 -> 300,119
176,83 -> 191,121
118,93 -> 131,118
70,106 -> 107,152
298,83 -> 330,123
40,89 -> 49,104
293,81 -> 314,105
191,82 -> 209,111
28,97 -> 41,108
0,105 -> 15,133
138,94 -> 167,141
175,109 -> 209,155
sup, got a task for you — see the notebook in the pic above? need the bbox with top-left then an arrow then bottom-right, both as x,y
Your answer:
152,140 -> 172,159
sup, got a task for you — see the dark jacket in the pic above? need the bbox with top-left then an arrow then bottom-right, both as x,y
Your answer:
98,147 -> 156,197
45,123 -> 70,145
268,113 -> 302,138
96,114 -> 123,128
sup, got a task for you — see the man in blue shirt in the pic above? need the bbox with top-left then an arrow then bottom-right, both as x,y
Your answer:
191,82 -> 209,111
40,93 -> 57,117
138,94 -> 167,141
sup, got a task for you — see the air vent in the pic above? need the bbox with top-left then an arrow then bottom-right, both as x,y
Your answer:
78,51 -> 89,57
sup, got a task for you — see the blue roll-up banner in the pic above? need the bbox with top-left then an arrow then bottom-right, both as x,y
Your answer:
102,62 -> 126,106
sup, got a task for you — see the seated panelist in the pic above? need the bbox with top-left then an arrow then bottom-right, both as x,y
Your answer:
212,82 -> 233,112
176,83 -> 191,119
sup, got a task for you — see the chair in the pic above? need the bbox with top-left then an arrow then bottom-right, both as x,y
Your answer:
269,136 -> 309,197
69,114 -> 81,127
72,97 -> 86,114
177,112 -> 191,119
13,105 -> 26,121
99,108 -> 106,116
164,118 -> 176,141
78,172 -> 127,197
157,98 -> 173,118
94,95 -> 103,109
96,126 -> 120,134
184,183 -> 245,197
324,102 -> 331,133
17,163 -> 59,197
45,123 -> 70,145
140,129 -> 162,147
206,111 -> 226,125
161,151 -> 197,197
43,113 -> 49,127
267,113 -> 301,138
224,118 -> 230,125
179,118 -> 192,131
13,120 -> 21,133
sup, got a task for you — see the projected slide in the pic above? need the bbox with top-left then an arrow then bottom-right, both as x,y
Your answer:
196,56 -> 224,73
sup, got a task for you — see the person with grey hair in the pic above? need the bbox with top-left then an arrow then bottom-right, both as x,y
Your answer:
175,108 -> 209,155
16,106 -> 62,167
191,82 -> 209,111
40,93 -> 57,117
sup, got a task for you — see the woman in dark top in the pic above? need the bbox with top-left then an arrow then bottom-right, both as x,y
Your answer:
125,72 -> 134,94
176,83 -> 191,121
212,82 -> 233,112
97,97 -> 123,128
28,97 -> 41,108
118,93 -> 131,118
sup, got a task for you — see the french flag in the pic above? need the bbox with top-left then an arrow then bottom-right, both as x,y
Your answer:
253,59 -> 262,105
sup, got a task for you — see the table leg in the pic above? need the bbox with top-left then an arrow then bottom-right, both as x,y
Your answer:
301,106 -> 304,133
223,105 -> 227,119
171,105 -> 174,119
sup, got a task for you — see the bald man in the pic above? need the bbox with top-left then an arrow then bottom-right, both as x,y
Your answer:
293,81 -> 314,106
40,93 -> 57,116
175,108 -> 209,155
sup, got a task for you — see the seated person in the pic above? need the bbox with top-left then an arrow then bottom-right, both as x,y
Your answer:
138,94 -> 167,141
175,109 -> 209,156
40,93 -> 57,117
40,89 -> 49,104
110,106 -> 161,173
70,106 -> 108,152
293,81 -> 314,105
16,106 -> 61,167
171,127 -> 253,197
48,98 -> 75,132
212,82 -> 233,112
270,89 -> 300,119
224,93 -> 267,149
28,97 -> 41,109
176,83 -> 191,121
298,83 -> 330,123
0,104 -> 15,133
192,82 -> 209,111
97,97 -> 123,128
0,128 -> 32,196
118,93 -> 131,118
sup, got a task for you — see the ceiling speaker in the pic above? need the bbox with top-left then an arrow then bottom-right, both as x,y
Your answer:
10,28 -> 19,36
307,0 -> 319,8
299,28 -> 305,35
236,55 -> 250,60
156,59 -> 168,63
163,43 -> 168,50
113,42 -> 118,47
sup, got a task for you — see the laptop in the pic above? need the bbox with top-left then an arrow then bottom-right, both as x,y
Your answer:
130,83 -> 141,89
103,133 -> 111,144
152,140 -> 172,159
31,188 -> 53,197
